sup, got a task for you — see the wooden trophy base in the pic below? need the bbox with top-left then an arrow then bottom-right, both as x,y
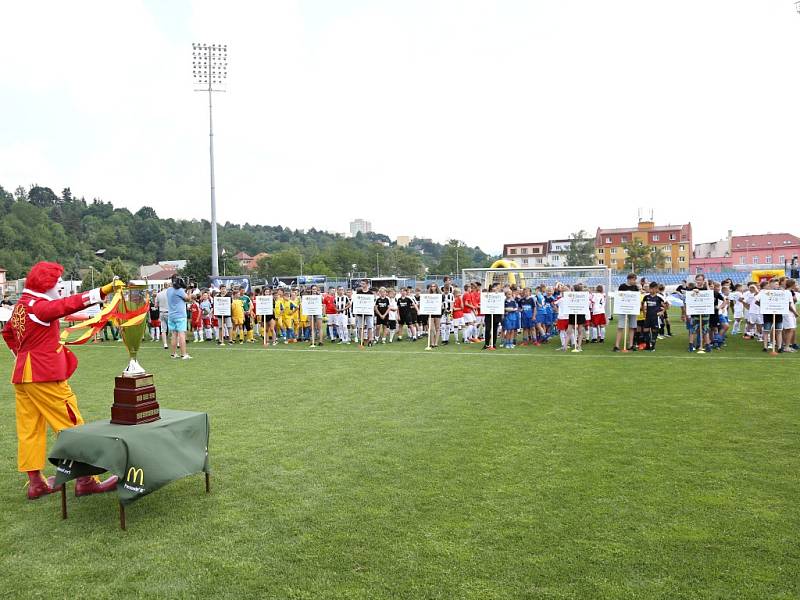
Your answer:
110,373 -> 161,425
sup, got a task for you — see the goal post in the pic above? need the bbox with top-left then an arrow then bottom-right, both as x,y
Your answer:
460,266 -> 613,317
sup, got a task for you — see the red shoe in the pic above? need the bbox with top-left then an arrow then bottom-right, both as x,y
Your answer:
75,475 -> 119,497
27,474 -> 62,500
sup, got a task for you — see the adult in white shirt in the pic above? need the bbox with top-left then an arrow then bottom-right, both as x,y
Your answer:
155,286 -> 170,349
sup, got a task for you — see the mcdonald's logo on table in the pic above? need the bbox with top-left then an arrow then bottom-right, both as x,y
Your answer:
126,467 -> 144,486
57,459 -> 74,475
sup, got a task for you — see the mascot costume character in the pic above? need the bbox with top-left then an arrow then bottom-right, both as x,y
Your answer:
2,261 -> 123,500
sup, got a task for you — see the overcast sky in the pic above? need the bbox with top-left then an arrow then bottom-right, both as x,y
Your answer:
2,0 -> 800,254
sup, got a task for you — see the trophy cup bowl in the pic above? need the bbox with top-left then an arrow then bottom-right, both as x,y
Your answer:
120,285 -> 149,376
111,284 -> 160,425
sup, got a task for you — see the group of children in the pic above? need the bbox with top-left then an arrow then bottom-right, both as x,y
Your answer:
142,279 -> 611,351
141,273 -> 799,355
725,276 -> 799,353
612,273 -> 799,354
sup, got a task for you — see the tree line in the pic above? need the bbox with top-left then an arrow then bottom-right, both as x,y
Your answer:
0,184 -> 493,282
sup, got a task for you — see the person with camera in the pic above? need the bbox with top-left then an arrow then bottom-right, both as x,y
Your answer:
167,276 -> 192,360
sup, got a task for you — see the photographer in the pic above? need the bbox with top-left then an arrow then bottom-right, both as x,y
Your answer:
166,276 -> 192,360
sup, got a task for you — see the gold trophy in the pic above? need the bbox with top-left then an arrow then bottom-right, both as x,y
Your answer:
120,284 -> 149,376
111,284 -> 160,425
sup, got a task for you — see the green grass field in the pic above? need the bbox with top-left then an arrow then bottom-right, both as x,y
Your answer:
1,328 -> 799,599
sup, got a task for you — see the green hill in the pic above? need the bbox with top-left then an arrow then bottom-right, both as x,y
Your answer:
0,184 -> 491,282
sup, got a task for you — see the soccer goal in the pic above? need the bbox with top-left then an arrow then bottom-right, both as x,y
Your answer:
460,266 -> 613,316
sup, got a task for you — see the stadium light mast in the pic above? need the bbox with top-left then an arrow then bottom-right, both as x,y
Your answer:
192,43 -> 228,277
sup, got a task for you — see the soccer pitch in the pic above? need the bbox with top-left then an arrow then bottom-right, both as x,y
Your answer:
1,334 -> 798,599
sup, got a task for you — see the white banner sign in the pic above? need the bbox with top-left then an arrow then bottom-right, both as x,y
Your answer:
685,289 -> 714,316
352,293 -> 376,315
301,294 -> 323,316
561,291 -> 590,315
213,296 -> 231,316
614,291 -> 642,316
255,295 -> 273,316
759,289 -> 790,315
418,293 -> 442,316
480,292 -> 505,315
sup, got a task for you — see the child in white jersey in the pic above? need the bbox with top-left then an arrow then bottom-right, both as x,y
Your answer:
589,285 -> 606,343
782,279 -> 798,352
743,283 -> 762,341
387,289 -> 398,343
729,283 -> 744,335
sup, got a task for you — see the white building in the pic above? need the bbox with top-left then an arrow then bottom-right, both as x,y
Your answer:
503,239 -> 572,267
546,239 -> 571,267
349,219 -> 373,236
139,260 -> 187,278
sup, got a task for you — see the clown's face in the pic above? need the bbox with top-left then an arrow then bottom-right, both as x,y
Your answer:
46,277 -> 65,299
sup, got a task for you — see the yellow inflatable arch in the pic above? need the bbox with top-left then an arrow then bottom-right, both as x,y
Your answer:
486,259 -> 526,288
751,269 -> 785,284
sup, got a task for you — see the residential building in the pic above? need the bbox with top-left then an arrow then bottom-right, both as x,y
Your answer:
692,231 -> 733,273
501,239 -> 578,268
349,219 -> 373,236
545,239 -> 571,268
502,242 -> 549,267
396,236 -> 411,248
234,252 -> 254,270
595,219 -> 692,273
143,267 -> 178,281
730,233 -> 800,270
248,252 -> 269,270
159,260 -> 187,271
232,251 -> 270,271
139,261 -> 187,278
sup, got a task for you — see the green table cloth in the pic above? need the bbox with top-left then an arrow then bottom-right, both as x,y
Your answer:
49,409 -> 210,505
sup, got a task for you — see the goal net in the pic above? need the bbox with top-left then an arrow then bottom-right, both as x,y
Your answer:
460,266 -> 613,316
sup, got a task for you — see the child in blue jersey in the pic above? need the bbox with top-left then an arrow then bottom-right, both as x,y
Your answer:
534,286 -> 548,342
518,287 -> 537,345
545,287 -> 558,337
502,290 -> 520,348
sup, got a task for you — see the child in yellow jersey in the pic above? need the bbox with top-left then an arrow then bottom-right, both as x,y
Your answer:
274,289 -> 289,342
298,294 -> 310,341
285,290 -> 300,342
231,289 -> 245,343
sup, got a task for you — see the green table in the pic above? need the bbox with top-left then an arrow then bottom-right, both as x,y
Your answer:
48,409 -> 211,529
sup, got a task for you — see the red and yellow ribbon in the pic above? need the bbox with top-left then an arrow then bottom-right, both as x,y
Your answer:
60,291 -> 150,346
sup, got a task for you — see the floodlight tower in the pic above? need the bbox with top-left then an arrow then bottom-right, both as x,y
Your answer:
192,43 -> 228,277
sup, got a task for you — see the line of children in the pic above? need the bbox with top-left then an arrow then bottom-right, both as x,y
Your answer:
140,276 -> 800,355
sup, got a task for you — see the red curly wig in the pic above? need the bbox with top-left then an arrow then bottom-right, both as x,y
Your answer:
25,261 -> 64,293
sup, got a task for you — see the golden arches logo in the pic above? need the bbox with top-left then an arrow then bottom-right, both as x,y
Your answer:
126,467 -> 144,486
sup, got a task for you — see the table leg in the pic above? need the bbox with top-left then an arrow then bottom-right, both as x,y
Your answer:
61,483 -> 67,520
205,472 -> 210,493
119,502 -> 126,531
